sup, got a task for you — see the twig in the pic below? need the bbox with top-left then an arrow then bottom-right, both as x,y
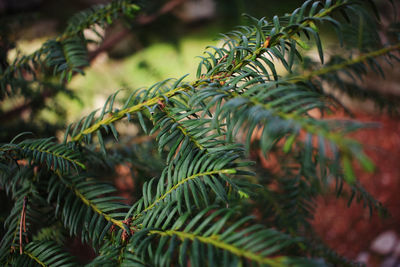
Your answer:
19,196 -> 28,255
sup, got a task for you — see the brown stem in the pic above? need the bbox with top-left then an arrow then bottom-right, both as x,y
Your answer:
19,196 -> 28,255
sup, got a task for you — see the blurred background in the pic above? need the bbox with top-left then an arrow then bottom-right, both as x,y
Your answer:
1,0 -> 399,266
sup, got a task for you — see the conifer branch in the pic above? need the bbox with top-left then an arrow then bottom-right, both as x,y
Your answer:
290,43 -> 400,82
2,0 -> 399,265
0,0 -> 140,79
55,172 -> 125,230
70,80 -> 209,142
149,229 -> 287,266
161,108 -> 206,151
227,0 -> 349,76
23,251 -> 45,267
140,169 -> 236,215
72,185 -> 124,229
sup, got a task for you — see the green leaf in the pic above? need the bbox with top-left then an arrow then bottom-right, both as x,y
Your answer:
342,155 -> 356,183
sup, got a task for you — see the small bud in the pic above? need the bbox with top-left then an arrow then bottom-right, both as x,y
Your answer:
121,231 -> 128,242
157,100 -> 166,110
263,37 -> 271,48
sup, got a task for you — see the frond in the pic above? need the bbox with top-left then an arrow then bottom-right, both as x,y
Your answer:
347,182 -> 388,216
124,205 -> 323,266
45,36 -> 89,82
66,76 -> 196,145
293,48 -> 400,114
131,161 -> 248,218
15,241 -> 77,267
65,0 -> 140,36
47,173 -> 128,247
1,137 -> 85,173
197,0 -> 358,79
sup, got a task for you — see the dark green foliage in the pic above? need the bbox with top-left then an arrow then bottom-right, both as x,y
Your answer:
0,0 -> 140,143
1,0 -> 399,266
0,0 -> 140,94
15,241 -> 78,267
1,136 -> 85,173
